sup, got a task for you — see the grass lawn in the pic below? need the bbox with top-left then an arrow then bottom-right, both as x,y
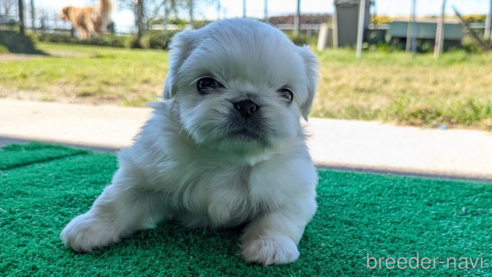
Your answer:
315,49 -> 492,130
0,43 -> 168,107
1,42 -> 491,130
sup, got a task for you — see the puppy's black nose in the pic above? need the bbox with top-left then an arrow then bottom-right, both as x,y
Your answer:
234,100 -> 259,117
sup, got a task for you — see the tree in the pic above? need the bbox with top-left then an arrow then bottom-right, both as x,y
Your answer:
119,0 -> 217,34
135,0 -> 144,38
188,0 -> 194,28
0,0 -> 17,18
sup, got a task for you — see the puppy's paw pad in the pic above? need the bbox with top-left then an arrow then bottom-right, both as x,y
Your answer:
241,236 -> 299,265
60,213 -> 121,252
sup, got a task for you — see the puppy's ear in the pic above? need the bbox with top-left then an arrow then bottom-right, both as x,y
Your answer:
298,46 -> 319,121
163,30 -> 196,100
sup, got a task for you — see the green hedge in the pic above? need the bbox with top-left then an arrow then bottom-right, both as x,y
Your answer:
33,33 -> 129,48
0,30 -> 44,54
32,31 -> 177,50
139,31 -> 177,49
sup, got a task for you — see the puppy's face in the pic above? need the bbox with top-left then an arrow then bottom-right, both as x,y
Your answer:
60,7 -> 71,20
164,19 -> 318,156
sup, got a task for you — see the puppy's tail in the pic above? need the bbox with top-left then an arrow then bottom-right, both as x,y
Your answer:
99,0 -> 113,17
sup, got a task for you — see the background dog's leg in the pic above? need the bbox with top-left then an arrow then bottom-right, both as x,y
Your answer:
60,167 -> 171,252
77,28 -> 86,39
86,21 -> 96,39
239,201 -> 316,265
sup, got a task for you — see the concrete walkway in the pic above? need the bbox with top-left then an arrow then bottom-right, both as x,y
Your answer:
1,99 -> 491,182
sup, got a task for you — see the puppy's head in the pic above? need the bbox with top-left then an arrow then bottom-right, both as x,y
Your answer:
60,7 -> 71,20
164,19 -> 318,156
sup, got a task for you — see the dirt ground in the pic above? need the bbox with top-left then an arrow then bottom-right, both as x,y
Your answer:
0,53 -> 46,61
0,51 -> 86,62
1,50 -> 115,106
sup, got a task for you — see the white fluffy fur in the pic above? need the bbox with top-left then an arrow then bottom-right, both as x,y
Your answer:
60,18 -> 319,265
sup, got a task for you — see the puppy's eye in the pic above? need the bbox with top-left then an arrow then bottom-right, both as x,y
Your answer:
277,88 -> 293,102
197,78 -> 224,95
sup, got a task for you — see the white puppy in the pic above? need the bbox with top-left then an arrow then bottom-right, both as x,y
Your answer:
61,18 -> 319,265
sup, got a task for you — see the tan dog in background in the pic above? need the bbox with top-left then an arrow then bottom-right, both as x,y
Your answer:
60,0 -> 112,39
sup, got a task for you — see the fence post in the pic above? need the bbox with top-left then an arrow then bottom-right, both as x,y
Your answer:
163,1 -> 168,35
485,0 -> 492,41
135,0 -> 144,39
294,0 -> 300,36
434,0 -> 446,59
356,0 -> 366,60
189,0 -> 194,29
406,0 -> 416,53
30,0 -> 34,29
264,0 -> 268,23
18,0 -> 25,35
242,0 -> 246,18
411,0 -> 417,58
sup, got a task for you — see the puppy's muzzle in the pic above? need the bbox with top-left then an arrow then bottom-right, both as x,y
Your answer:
234,100 -> 260,118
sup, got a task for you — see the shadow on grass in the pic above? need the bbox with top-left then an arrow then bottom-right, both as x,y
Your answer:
0,30 -> 47,55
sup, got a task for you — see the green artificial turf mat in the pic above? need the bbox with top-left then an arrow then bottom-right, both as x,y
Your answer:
0,142 -> 88,170
1,142 -> 491,276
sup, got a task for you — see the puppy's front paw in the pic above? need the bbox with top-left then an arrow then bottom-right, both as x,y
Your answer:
60,212 -> 122,252
241,235 -> 300,265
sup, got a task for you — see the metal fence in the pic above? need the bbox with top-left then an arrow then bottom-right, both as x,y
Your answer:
2,0 -> 330,45
1,0 -> 136,37
2,0 -> 491,53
